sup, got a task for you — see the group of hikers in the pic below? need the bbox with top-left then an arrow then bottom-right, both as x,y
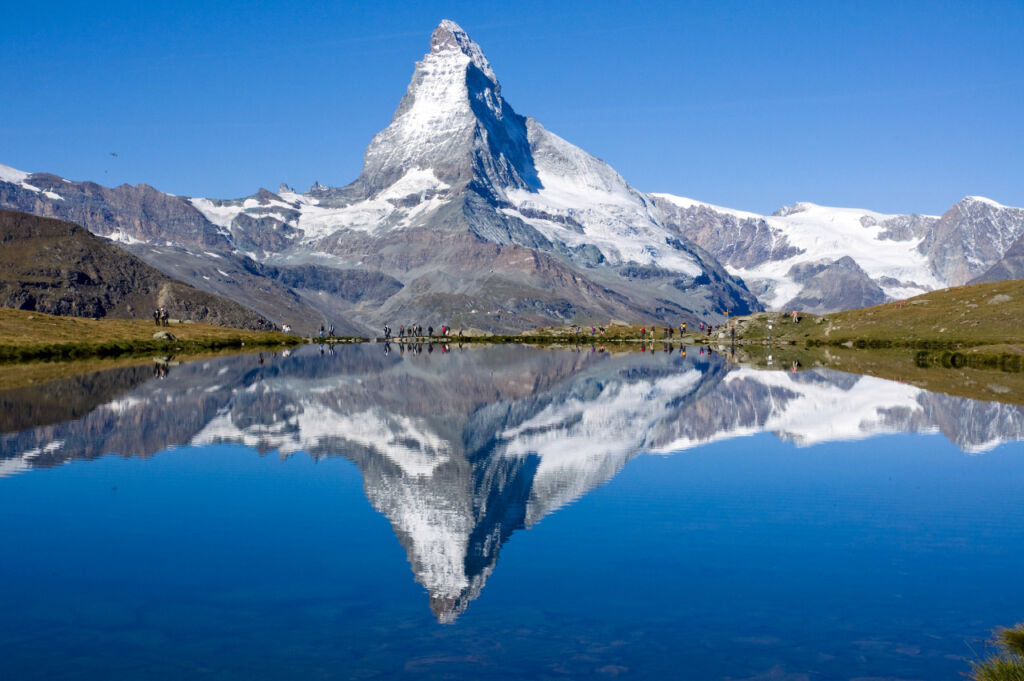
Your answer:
383,341 -> 456,357
318,324 -> 337,338
382,323 -> 455,340
567,320 -> 730,339
152,307 -> 170,326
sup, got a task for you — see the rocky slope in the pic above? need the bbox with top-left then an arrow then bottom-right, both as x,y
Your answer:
972,231 -> 1024,283
0,210 -> 271,328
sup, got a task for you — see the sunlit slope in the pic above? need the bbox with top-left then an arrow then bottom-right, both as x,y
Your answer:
737,279 -> 1024,347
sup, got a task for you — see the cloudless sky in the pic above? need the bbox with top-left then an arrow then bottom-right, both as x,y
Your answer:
2,0 -> 1022,215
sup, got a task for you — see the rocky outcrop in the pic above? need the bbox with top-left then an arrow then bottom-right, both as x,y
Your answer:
970,232 -> 1024,283
651,197 -> 803,269
920,197 -> 1024,285
783,256 -> 887,313
0,210 -> 269,327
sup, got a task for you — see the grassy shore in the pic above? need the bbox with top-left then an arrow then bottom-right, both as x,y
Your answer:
728,343 -> 1024,405
729,279 -> 1024,349
0,308 -> 301,363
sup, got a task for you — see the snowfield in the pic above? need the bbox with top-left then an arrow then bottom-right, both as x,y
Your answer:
655,194 -> 948,307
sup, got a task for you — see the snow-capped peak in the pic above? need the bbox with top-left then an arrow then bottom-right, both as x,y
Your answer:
430,19 -> 496,85
961,195 -> 1006,209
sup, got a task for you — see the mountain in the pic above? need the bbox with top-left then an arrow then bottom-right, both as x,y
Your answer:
971,231 -> 1024,283
0,209 -> 272,327
922,196 -> 1024,284
3,346 -> 1023,615
2,21 -> 1023,322
187,19 -> 759,330
0,22 -> 758,333
651,194 -> 1024,311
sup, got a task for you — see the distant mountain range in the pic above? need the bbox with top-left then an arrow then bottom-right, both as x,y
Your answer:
2,20 -> 1023,331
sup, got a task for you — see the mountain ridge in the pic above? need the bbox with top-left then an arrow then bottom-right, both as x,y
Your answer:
2,20 -> 1023,327
0,209 -> 272,328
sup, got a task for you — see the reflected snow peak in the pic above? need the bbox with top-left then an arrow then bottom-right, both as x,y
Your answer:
2,344 -> 1022,620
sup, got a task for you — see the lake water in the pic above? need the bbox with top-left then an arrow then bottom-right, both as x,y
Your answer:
1,344 -> 1022,680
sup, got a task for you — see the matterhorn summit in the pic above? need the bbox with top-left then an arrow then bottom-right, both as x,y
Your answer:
244,19 -> 759,331
351,19 -> 538,201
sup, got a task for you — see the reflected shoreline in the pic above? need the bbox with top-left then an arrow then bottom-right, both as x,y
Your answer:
2,344 -> 1022,620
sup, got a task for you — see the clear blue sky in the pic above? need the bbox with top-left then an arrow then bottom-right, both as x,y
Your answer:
2,0 -> 1022,215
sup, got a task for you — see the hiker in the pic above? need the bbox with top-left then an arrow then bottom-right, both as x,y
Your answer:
428,325 -> 434,337
329,324 -> 335,337
399,324 -> 405,338
319,324 -> 324,338
160,307 -> 169,326
153,309 -> 160,326
640,327 -> 646,339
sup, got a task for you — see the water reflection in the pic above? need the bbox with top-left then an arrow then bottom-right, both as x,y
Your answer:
2,344 -> 1022,621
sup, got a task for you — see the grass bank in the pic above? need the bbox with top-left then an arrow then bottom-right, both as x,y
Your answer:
0,308 -> 301,363
730,279 -> 1024,349
730,343 -> 1024,405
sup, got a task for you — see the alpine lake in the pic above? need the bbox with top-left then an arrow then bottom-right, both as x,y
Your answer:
1,342 -> 1022,681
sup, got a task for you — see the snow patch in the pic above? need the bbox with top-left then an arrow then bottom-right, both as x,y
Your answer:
377,168 -> 450,200
0,163 -> 30,184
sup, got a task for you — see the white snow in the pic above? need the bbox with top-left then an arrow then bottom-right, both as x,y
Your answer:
650,192 -> 762,221
190,198 -> 243,229
500,369 -> 704,520
191,401 -> 452,476
502,122 -> 703,276
376,168 -> 450,200
0,163 -> 30,184
650,368 -> 925,453
655,195 -> 946,308
964,195 -> 1005,208
106,230 -> 143,245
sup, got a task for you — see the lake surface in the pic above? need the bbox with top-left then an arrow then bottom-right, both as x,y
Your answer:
1,344 -> 1022,680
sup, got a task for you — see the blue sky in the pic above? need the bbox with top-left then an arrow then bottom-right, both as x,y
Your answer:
2,0 -> 1021,215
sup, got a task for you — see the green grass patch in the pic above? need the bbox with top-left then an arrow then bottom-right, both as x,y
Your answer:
971,624 -> 1024,681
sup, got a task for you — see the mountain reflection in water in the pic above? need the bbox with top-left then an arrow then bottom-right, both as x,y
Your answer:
2,344 -> 1022,621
